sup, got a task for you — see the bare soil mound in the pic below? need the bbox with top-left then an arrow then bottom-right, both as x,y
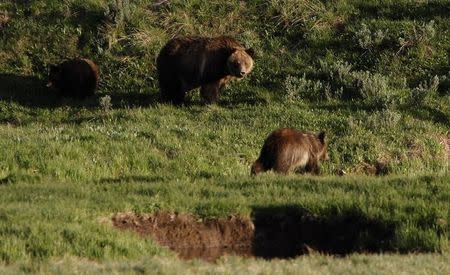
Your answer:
112,212 -> 254,261
112,208 -> 396,261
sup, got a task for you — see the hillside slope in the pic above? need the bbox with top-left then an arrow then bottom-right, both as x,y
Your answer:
0,0 -> 449,269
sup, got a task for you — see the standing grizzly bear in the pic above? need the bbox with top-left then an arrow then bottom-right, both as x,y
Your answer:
251,128 -> 329,175
156,36 -> 255,105
47,58 -> 99,99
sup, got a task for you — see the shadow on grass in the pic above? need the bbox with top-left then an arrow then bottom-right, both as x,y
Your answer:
0,73 -> 102,109
251,205 -> 396,259
0,177 -> 10,185
354,1 -> 450,20
0,73 -> 59,108
97,175 -> 166,184
166,87 -> 270,107
218,96 -> 270,107
402,104 -> 450,128
0,73 -> 162,109
103,92 -> 161,108
309,101 -> 377,112
311,102 -> 450,128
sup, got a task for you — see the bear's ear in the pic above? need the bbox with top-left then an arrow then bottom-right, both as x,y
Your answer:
225,48 -> 238,57
245,47 -> 256,58
318,131 -> 326,144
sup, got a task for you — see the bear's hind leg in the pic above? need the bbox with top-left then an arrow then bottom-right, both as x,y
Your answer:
170,90 -> 186,106
159,77 -> 186,105
273,159 -> 291,174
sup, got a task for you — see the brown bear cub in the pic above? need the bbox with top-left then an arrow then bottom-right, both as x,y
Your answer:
156,36 -> 255,105
251,128 -> 329,175
47,58 -> 99,99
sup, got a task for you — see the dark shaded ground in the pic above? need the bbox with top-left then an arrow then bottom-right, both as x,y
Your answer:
0,73 -> 58,108
112,206 -> 397,261
354,1 -> 450,20
251,206 -> 395,259
0,73 -> 160,109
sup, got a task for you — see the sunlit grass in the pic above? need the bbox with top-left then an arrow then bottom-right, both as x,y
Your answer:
0,0 -> 449,272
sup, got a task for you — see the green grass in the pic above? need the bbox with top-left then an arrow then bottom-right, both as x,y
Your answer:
0,0 -> 449,272
1,254 -> 450,275
0,104 -> 447,180
1,174 -> 450,263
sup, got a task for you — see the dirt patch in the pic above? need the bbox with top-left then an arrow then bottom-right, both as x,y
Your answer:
112,207 -> 396,261
112,212 -> 254,261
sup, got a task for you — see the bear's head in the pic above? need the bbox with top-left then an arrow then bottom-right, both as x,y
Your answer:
316,131 -> 329,161
46,64 -> 62,89
250,159 -> 264,176
226,48 -> 255,78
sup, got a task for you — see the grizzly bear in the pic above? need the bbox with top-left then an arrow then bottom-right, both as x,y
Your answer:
251,128 -> 329,175
156,36 -> 255,105
47,58 -> 99,99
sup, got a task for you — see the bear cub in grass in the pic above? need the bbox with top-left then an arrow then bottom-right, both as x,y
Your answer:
251,128 -> 329,175
157,36 -> 255,105
47,58 -> 99,99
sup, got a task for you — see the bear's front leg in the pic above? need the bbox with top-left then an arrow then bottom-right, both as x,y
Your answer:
200,81 -> 221,104
306,159 -> 321,175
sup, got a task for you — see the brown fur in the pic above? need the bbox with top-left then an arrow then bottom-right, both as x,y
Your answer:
251,128 -> 329,175
47,58 -> 99,99
156,36 -> 255,105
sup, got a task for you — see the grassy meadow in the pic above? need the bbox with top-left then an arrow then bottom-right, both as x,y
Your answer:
0,0 -> 449,273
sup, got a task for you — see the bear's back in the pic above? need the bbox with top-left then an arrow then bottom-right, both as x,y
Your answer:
262,128 -> 322,171
58,59 -> 98,97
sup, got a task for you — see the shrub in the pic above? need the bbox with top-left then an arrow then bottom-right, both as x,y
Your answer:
286,59 -> 400,108
398,21 -> 436,54
284,74 -> 332,102
353,71 -> 396,109
366,109 -> 402,130
104,0 -> 131,25
320,59 -> 352,82
318,60 -> 356,99
99,95 -> 113,112
410,75 -> 439,105
355,23 -> 387,50
320,59 -> 398,108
